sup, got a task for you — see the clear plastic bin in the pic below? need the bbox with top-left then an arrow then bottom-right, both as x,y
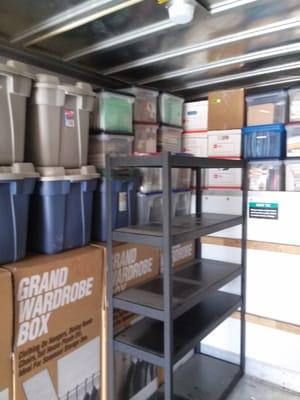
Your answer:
137,190 -> 191,224
134,123 -> 157,153
121,86 -> 158,123
248,161 -> 283,191
88,133 -> 133,168
27,74 -> 95,167
243,124 -> 286,159
0,60 -> 33,165
285,160 -> 300,191
246,90 -> 287,125
159,93 -> 184,127
288,88 -> 300,122
286,123 -> 300,157
157,125 -> 182,153
139,168 -> 191,193
93,90 -> 134,133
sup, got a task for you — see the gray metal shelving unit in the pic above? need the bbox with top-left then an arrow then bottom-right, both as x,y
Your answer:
106,152 -> 248,400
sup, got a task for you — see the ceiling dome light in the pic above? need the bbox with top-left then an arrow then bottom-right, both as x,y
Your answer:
168,0 -> 196,25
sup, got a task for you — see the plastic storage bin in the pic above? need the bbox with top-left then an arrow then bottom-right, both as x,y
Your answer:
27,74 -> 95,167
288,88 -> 300,122
183,131 -> 208,157
88,134 -> 133,169
286,123 -> 300,157
183,100 -> 208,131
134,123 -> 157,153
94,90 -> 134,133
28,166 -> 99,254
159,93 -> 184,127
285,160 -> 300,191
92,174 -> 138,241
157,125 -> 182,153
243,124 -> 286,160
139,168 -> 191,193
248,161 -> 283,191
0,60 -> 33,165
137,190 -> 191,224
246,90 -> 287,125
0,163 -> 37,264
121,86 -> 158,123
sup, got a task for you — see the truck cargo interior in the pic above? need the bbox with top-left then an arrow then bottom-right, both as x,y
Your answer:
0,0 -> 299,400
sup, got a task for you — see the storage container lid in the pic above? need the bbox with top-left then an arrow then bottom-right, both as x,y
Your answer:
34,73 -> 62,89
246,90 -> 287,102
37,166 -> 99,182
62,81 -> 95,97
0,59 -> 33,79
0,163 -> 39,180
159,124 -> 183,133
249,160 -> 283,166
91,133 -> 134,141
242,123 -> 285,133
159,92 -> 184,102
208,129 -> 241,135
120,86 -> 159,97
97,89 -> 135,101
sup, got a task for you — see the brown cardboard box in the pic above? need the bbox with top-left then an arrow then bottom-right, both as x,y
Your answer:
93,242 -> 160,400
208,89 -> 245,130
3,246 -> 104,400
160,241 -> 195,271
247,103 -> 275,125
0,270 -> 13,400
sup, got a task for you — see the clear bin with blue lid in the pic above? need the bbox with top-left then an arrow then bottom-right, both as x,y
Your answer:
0,60 -> 33,165
285,160 -> 300,191
28,166 -> 99,254
159,93 -> 184,127
121,86 -> 158,123
243,124 -> 286,159
137,190 -> 191,225
0,163 -> 38,264
246,90 -> 287,125
93,90 -> 135,134
248,160 -> 283,191
139,167 -> 191,193
88,133 -> 133,169
92,171 -> 138,241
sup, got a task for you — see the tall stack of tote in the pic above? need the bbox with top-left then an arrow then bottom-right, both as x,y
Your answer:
26,74 -> 98,254
0,60 -> 37,266
207,88 -> 245,189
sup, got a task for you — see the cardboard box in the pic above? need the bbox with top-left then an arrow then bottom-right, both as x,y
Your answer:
182,131 -> 208,157
160,241 -> 195,271
208,89 -> 245,130
3,246 -> 104,400
247,103 -> 275,125
207,130 -> 242,158
183,100 -> 208,131
0,270 -> 13,400
205,168 -> 242,189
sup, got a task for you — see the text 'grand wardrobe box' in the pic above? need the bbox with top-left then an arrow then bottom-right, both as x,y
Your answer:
4,246 -> 104,400
0,270 -> 13,400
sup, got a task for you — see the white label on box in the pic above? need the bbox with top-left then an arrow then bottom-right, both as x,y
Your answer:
290,99 -> 300,121
64,109 -> 75,128
118,192 -> 127,212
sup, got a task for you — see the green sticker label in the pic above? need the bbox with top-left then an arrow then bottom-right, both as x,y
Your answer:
211,98 -> 221,104
249,202 -> 278,220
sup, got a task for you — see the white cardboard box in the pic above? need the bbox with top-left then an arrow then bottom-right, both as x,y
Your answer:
208,129 -> 242,158
182,131 -> 208,157
183,100 -> 208,131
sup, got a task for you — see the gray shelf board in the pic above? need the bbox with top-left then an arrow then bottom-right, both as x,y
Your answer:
114,291 -> 241,364
151,353 -> 242,400
113,213 -> 243,246
114,259 -> 242,319
110,154 -> 244,169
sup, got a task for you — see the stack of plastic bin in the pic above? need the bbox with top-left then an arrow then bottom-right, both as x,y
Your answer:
88,89 -> 137,241
0,60 -> 37,264
26,73 -> 99,253
244,90 -> 288,191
